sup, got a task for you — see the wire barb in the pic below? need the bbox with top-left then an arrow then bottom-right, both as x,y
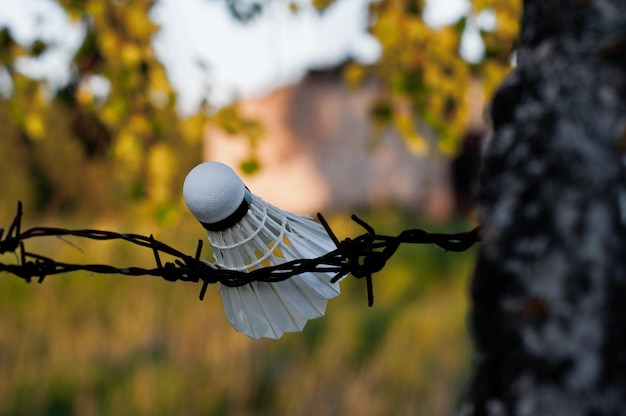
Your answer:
0,202 -> 481,306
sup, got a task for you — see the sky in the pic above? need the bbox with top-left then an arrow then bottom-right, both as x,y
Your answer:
0,0 -> 84,97
150,0 -> 382,113
0,0 -> 488,114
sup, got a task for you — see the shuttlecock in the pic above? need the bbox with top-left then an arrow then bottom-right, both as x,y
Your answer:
183,161 -> 340,339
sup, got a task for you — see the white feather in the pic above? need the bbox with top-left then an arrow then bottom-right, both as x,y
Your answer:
210,194 -> 340,339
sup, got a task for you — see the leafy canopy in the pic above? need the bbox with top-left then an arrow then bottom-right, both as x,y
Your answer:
0,0 -> 519,218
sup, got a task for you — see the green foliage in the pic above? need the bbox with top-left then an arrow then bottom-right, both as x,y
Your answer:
356,0 -> 520,155
240,158 -> 261,175
0,0 -> 520,218
0,0 -> 206,219
213,104 -> 264,141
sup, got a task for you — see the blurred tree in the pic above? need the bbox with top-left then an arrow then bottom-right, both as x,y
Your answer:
350,0 -> 520,155
0,0 -> 520,220
0,0 -> 205,219
460,0 -> 626,414
287,0 -> 520,155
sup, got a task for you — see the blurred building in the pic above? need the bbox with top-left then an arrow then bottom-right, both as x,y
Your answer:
203,68 -> 483,219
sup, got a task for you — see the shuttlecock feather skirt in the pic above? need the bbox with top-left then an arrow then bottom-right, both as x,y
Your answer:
207,195 -> 340,339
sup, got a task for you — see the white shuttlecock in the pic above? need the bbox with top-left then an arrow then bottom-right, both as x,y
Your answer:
183,161 -> 340,340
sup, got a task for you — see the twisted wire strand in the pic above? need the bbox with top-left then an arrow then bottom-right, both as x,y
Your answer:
0,202 -> 480,305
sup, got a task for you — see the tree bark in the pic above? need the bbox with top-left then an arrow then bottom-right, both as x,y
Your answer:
460,1 -> 626,414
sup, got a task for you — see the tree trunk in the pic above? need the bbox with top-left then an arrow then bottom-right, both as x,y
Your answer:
460,1 -> 626,414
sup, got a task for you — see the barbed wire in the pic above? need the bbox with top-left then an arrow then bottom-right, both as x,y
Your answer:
0,202 -> 480,306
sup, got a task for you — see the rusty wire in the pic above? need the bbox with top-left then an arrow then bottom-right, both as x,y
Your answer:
0,202 -> 480,306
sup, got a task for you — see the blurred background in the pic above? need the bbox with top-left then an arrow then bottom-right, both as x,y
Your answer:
0,0 -> 519,414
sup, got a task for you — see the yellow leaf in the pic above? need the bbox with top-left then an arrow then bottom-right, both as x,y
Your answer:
405,132 -> 428,156
121,43 -> 142,66
24,112 -> 45,141
343,62 -> 366,88
147,143 -> 176,203
114,131 -> 142,173
128,114 -> 150,136
99,30 -> 118,59
76,85 -> 93,105
179,114 -> 206,144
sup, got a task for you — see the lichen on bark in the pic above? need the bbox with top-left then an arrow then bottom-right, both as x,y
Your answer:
460,1 -> 626,414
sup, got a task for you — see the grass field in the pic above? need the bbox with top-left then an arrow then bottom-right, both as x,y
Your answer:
0,208 -> 477,415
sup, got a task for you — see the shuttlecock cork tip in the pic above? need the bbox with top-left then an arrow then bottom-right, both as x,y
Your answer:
183,161 -> 248,227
